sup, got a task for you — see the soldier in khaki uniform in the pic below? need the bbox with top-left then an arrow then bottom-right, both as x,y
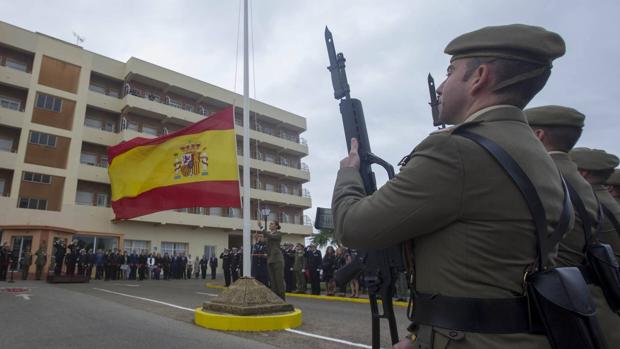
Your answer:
526,105 -> 620,347
34,244 -> 47,280
333,24 -> 569,349
606,169 -> 620,205
570,148 -> 620,259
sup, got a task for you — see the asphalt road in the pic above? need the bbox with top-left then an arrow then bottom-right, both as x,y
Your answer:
0,278 -> 410,349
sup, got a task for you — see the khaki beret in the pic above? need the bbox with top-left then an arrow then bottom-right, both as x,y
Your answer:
445,24 -> 566,65
607,169 -> 620,186
570,147 -> 620,171
525,105 -> 585,128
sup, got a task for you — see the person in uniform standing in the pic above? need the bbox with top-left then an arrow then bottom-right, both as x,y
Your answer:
570,147 -> 620,259
526,106 -> 620,346
162,252 -> 171,280
606,169 -> 620,205
208,254 -> 217,280
231,247 -> 241,282
332,24 -> 570,348
259,220 -> 286,300
283,242 -> 296,293
20,249 -> 32,280
0,242 -> 10,281
220,248 -> 232,286
34,243 -> 47,280
306,244 -> 322,295
293,243 -> 306,293
53,240 -> 66,276
251,232 -> 269,286
322,246 -> 337,296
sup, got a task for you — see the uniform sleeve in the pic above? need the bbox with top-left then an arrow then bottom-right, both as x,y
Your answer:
332,133 -> 463,248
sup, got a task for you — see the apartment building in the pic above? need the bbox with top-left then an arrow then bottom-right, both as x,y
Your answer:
0,21 -> 312,276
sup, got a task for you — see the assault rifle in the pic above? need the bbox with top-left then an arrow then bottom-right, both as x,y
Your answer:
322,27 -> 404,349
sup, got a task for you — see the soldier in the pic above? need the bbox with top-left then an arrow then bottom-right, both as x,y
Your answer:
230,247 -> 240,282
251,232 -> 269,286
526,106 -> 620,346
607,169 -> 620,205
34,243 -> 47,280
333,25 -> 570,348
20,249 -> 32,280
53,239 -> 66,276
220,248 -> 232,286
283,242 -> 296,293
138,250 -> 147,281
260,220 -> 286,300
570,147 -> 620,258
162,252 -> 171,280
293,243 -> 306,293
0,242 -> 10,281
207,254 -> 217,280
306,244 -> 322,295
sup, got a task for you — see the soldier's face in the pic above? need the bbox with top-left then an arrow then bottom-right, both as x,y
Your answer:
437,59 -> 473,125
609,185 -> 620,198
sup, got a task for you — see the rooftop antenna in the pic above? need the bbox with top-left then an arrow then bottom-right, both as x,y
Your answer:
72,31 -> 85,46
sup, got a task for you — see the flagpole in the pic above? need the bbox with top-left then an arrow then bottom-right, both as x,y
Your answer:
242,0 -> 251,277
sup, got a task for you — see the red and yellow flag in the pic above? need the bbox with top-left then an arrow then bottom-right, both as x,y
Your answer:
108,107 -> 241,220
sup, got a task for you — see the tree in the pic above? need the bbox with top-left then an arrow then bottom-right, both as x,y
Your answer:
310,228 -> 336,249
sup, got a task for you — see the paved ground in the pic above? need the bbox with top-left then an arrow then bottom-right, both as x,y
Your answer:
0,278 -> 410,349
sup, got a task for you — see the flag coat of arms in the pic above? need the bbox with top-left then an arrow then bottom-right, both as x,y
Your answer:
108,107 -> 241,220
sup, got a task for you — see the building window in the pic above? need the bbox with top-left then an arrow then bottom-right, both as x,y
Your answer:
75,191 -> 94,205
84,116 -> 103,129
99,155 -> 108,168
23,171 -> 51,184
5,58 -> 28,72
209,207 -> 222,216
264,153 -> 275,163
281,212 -> 290,223
142,125 -> 159,136
127,121 -> 140,131
103,121 -> 116,132
265,183 -> 275,192
96,193 -> 108,207
0,95 -> 21,111
80,152 -> 97,166
18,197 -> 47,210
124,239 -> 150,254
0,178 -> 5,195
281,184 -> 289,194
35,94 -> 62,112
203,245 -> 216,259
228,208 -> 241,218
29,131 -> 57,147
161,242 -> 187,256
0,136 -> 13,152
88,84 -> 106,94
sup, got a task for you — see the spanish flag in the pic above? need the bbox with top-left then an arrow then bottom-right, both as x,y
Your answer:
108,107 -> 241,220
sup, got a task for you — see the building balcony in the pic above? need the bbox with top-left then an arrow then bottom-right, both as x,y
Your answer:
77,163 -> 110,184
245,187 -> 312,208
87,90 -> 123,112
122,91 -> 204,125
81,126 -> 119,147
0,64 -> 31,89
0,149 -> 18,169
239,156 -> 310,182
234,126 -> 308,156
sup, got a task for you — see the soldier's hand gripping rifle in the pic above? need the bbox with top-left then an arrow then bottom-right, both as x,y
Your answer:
324,27 -> 404,349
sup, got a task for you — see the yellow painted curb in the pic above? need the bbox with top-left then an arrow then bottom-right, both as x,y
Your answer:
194,307 -> 302,331
205,283 -> 408,308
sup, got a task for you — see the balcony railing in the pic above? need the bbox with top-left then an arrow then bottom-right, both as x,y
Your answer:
235,118 -> 307,146
172,207 -> 308,226
122,83 -> 210,117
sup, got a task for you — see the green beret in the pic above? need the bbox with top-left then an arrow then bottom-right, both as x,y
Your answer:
445,24 -> 566,65
525,105 -> 585,128
570,148 -> 620,171
607,169 -> 620,186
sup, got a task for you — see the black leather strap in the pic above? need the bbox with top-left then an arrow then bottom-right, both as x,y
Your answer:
565,182 -> 595,249
601,204 -> 620,235
457,130 -> 572,271
414,293 -> 532,333
578,265 -> 596,285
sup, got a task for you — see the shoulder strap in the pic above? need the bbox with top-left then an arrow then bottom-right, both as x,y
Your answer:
455,130 -> 572,271
564,182 -> 595,250
601,204 -> 620,234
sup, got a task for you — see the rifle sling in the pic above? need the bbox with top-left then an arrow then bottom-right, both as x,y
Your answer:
413,130 -> 571,334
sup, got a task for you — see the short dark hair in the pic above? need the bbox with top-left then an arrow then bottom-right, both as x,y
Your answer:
531,126 -> 583,152
462,57 -> 551,109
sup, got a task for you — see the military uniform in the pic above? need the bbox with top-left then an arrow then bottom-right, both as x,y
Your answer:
293,246 -> 306,293
0,244 -> 10,281
20,251 -> 32,280
306,247 -> 322,295
283,244 -> 296,292
264,230 -> 285,300
35,246 -> 47,280
252,240 -> 269,286
526,106 -> 620,347
220,250 -> 232,286
333,25 -> 568,348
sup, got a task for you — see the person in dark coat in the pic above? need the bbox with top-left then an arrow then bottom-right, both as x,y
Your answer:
230,247 -> 240,282
162,252 -> 171,280
306,244 -> 323,295
251,234 -> 269,286
0,242 -> 11,280
283,242 -> 295,293
220,248 -> 232,286
208,255 -> 217,279
53,240 -> 66,276
128,250 -> 139,280
322,246 -> 337,296
138,250 -> 147,281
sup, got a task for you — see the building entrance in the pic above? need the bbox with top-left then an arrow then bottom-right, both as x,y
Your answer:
10,236 -> 32,271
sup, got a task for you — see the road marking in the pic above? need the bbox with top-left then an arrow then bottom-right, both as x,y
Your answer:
93,288 -> 194,311
285,329 -> 374,348
93,288 -> 375,348
196,292 -> 218,297
113,284 -> 140,287
15,294 -> 31,300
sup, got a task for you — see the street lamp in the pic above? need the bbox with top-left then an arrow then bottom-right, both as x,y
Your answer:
260,207 -> 271,232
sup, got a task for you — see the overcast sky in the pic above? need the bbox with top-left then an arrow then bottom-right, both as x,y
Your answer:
2,0 -> 619,230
